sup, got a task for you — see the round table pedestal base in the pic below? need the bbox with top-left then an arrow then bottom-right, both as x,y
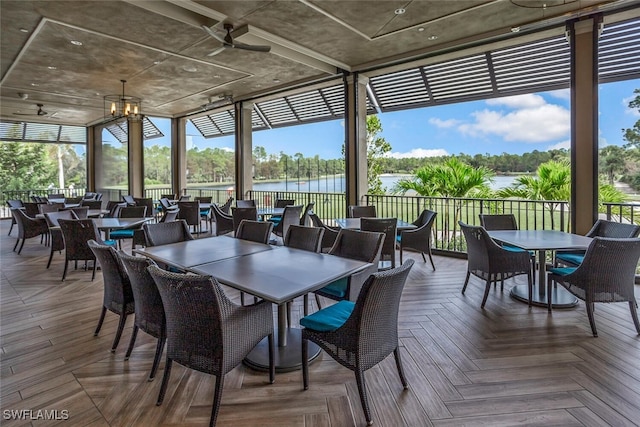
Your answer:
243,328 -> 321,373
510,283 -> 578,308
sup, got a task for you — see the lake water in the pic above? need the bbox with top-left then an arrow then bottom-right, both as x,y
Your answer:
205,174 -> 519,193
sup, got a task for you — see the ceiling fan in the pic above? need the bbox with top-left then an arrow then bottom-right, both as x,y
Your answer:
202,23 -> 271,57
14,103 -> 50,116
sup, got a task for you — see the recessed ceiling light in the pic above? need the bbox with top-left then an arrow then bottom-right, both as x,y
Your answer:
30,83 -> 39,87
273,79 -> 280,83
47,66 -> 57,70
511,26 -> 521,33
394,8 -> 406,15
213,74 -> 220,78
70,40 -> 83,46
417,27 -> 425,32
182,65 -> 198,72
427,35 -> 438,40
153,60 -> 161,65
19,28 -> 29,33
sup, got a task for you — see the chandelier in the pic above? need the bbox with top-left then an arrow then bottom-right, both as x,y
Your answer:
104,80 -> 142,121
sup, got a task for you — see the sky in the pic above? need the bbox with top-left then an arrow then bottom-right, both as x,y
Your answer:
108,79 -> 639,159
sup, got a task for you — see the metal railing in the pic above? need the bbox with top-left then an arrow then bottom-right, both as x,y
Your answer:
3,188 -> 639,255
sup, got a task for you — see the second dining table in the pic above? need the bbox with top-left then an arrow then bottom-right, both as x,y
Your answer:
135,235 -> 370,372
487,229 -> 593,308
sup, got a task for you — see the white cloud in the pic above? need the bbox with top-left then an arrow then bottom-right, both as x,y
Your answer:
428,117 -> 461,128
547,140 -> 570,151
220,147 -> 234,152
486,93 -> 546,109
458,101 -> 570,143
386,148 -> 448,159
547,89 -> 570,101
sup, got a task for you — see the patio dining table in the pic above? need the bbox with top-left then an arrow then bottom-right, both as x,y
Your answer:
487,230 -> 592,308
135,235 -> 369,372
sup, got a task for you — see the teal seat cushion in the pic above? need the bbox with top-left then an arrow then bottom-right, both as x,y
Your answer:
317,277 -> 348,298
109,229 -> 134,238
396,234 -> 402,243
104,240 -> 117,247
300,300 -> 355,332
200,209 -> 210,215
555,252 -> 584,266
549,266 -> 577,276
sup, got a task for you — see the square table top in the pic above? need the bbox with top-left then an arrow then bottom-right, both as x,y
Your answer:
487,229 -> 592,251
134,235 -> 274,270
191,247 -> 369,305
334,217 -> 416,231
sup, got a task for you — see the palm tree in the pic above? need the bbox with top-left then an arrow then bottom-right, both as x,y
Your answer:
395,157 -> 494,249
497,160 -> 570,230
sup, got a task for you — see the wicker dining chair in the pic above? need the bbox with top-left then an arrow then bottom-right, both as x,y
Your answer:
268,199 -> 295,225
219,197 -> 233,214
110,206 -> 147,250
301,259 -> 415,426
272,205 -> 303,239
548,237 -> 640,337
6,199 -> 24,236
211,204 -> 234,236
300,202 -> 315,226
88,240 -> 135,352
143,220 -> 194,247
235,219 -> 273,244
397,209 -> 437,269
479,213 -> 535,280
122,195 -> 136,206
309,213 -> 339,253
361,217 -> 397,270
58,219 -> 114,281
231,207 -> 258,234
11,208 -> 49,254
43,210 -> 75,268
118,252 -> 166,380
459,221 -> 533,308
284,225 -> 324,319
555,219 -> 640,267
177,201 -> 201,234
158,208 -> 180,223
148,266 -> 275,427
348,205 -> 377,218
236,199 -> 256,208
67,206 -> 90,219
195,196 -> 213,231
313,229 -> 384,310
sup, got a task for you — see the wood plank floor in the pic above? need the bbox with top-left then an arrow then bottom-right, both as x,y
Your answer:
1,219 -> 640,426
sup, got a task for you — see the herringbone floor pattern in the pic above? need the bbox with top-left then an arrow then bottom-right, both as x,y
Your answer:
1,219 -> 640,426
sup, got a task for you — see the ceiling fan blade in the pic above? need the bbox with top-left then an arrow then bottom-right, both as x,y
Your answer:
232,42 -> 271,53
201,25 -> 226,44
207,46 -> 228,57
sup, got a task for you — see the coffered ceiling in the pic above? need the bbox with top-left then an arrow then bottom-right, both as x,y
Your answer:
1,0 -> 638,127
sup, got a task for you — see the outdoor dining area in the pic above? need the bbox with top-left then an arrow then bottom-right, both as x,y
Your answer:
2,195 -> 640,426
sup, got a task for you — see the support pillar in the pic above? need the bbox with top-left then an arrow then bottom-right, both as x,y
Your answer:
127,118 -> 144,197
235,101 -> 254,200
172,117 -> 187,197
86,125 -> 96,192
344,73 -> 369,210
569,16 -> 601,234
